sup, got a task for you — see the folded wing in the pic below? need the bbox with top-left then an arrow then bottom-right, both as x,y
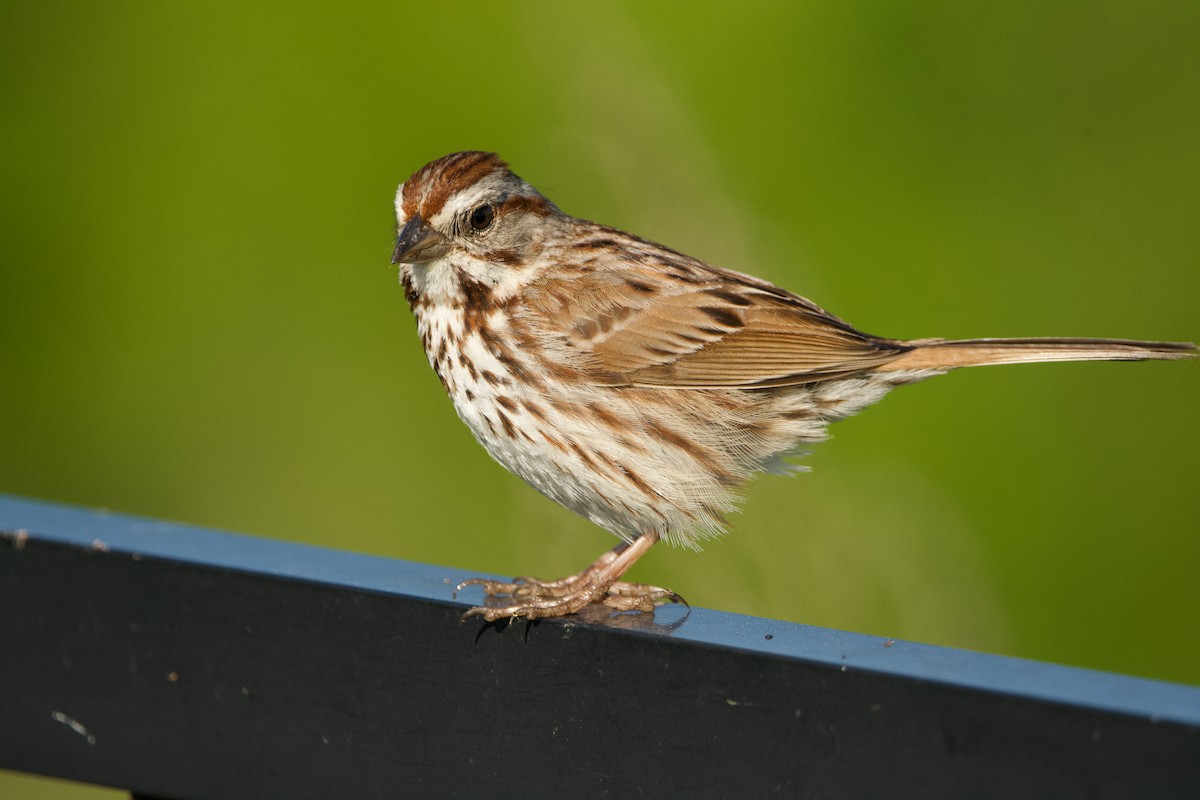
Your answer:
528,257 -> 907,389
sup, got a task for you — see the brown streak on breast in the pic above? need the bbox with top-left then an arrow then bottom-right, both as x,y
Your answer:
603,455 -> 658,499
616,434 -> 645,453
736,419 -> 770,440
459,275 -> 494,315
566,438 -> 602,472
431,361 -> 451,394
548,399 -> 583,420
588,402 -> 630,435
487,336 -> 546,391
645,419 -> 735,485
401,273 -> 420,310
460,352 -> 478,381
510,323 -> 540,351
523,400 -> 548,421
497,410 -> 518,440
540,431 -> 571,456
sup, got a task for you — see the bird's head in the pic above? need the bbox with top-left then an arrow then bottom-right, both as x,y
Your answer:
392,152 -> 562,303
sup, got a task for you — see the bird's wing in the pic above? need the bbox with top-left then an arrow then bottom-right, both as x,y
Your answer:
525,251 -> 907,389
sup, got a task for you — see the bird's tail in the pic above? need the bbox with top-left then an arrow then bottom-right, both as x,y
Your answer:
878,337 -> 1199,372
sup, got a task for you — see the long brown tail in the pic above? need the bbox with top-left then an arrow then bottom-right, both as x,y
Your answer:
879,337 -> 1199,372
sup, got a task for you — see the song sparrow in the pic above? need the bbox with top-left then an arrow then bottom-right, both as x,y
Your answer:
390,151 -> 1197,622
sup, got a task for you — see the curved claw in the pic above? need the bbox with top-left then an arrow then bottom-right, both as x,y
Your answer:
455,577 -> 488,594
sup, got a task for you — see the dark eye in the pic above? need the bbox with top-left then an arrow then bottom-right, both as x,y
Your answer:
468,204 -> 494,232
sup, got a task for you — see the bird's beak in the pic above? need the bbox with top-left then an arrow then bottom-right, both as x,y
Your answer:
391,216 -> 451,264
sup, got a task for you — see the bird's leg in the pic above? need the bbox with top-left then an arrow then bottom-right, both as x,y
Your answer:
456,532 -> 684,621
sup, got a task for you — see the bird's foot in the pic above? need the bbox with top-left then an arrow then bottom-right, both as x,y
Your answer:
455,535 -> 683,621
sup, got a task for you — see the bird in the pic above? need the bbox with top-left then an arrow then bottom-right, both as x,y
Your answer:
389,150 -> 1197,622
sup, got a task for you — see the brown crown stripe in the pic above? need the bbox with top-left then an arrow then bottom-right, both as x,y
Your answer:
405,151 -> 506,219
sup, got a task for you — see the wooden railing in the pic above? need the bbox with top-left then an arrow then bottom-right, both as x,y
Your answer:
2,494 -> 1198,799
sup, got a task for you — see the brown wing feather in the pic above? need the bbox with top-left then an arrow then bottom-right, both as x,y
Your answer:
621,309 -> 896,386
585,287 -> 734,373
526,241 -> 908,388
619,301 -> 907,387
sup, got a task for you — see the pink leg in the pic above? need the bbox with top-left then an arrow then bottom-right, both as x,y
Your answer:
456,532 -> 683,621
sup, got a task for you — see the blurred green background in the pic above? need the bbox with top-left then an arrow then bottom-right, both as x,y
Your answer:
2,2 -> 1199,795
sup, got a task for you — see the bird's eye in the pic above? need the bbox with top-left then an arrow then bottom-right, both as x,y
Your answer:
468,204 -> 494,233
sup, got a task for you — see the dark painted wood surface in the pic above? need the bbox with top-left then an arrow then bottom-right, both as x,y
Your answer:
2,495 -> 1198,799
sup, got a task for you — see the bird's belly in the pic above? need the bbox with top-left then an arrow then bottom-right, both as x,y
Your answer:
417,317 -> 622,533
448,370 -> 629,539
418,311 -> 874,547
